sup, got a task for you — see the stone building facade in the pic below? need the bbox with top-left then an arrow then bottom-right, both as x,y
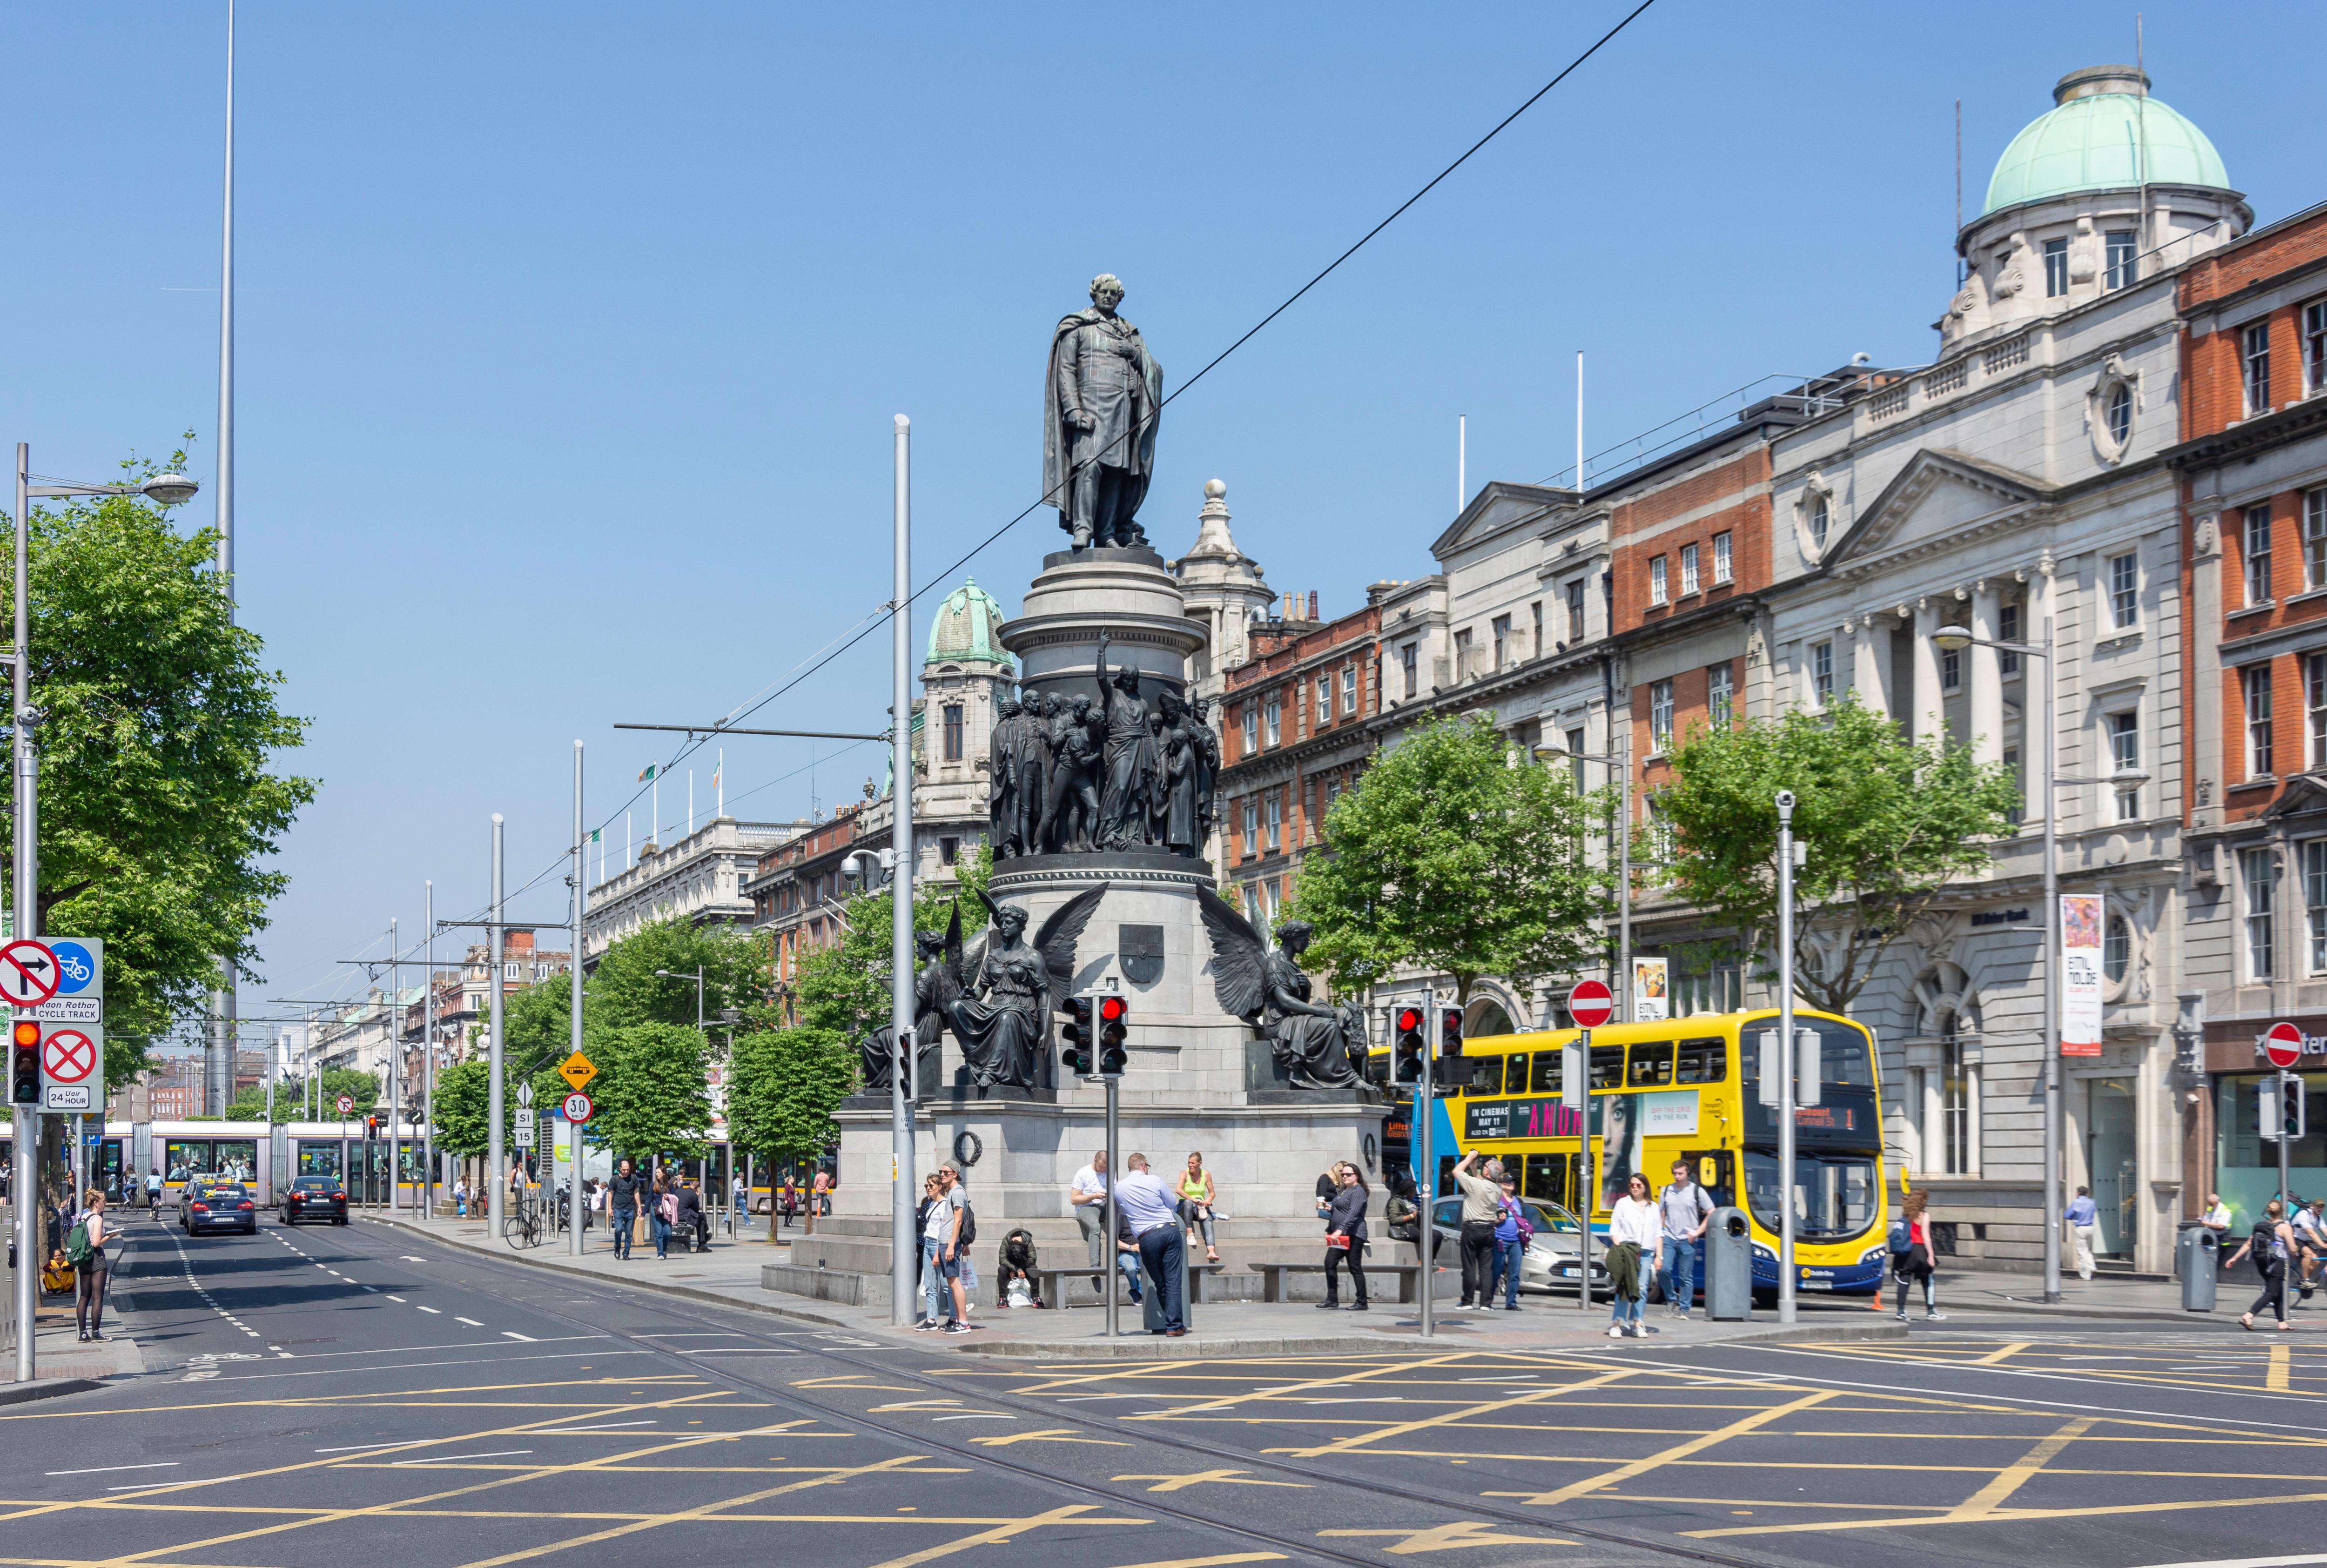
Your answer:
584,816 -> 801,960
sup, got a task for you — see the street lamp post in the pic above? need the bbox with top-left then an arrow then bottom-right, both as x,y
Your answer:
1930,619 -> 2149,1306
655,967 -> 706,1034
11,449 -> 196,1380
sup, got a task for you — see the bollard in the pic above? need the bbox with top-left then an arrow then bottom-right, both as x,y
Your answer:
1705,1206 -> 1753,1320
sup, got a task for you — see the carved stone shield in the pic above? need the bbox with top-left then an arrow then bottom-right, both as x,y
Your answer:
1118,924 -> 1165,986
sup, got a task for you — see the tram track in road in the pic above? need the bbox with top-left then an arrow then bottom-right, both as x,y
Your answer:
311,1218 -> 1834,1568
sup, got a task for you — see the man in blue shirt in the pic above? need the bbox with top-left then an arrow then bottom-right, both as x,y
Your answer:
2065,1186 -> 2099,1281
1115,1154 -> 1187,1336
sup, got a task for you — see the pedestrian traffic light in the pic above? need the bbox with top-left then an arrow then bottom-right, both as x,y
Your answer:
1097,993 -> 1130,1077
2266,1073 -> 2307,1142
1437,1007 -> 1464,1062
9,1019 -> 38,1106
1062,993 -> 1096,1078
1393,1006 -> 1425,1084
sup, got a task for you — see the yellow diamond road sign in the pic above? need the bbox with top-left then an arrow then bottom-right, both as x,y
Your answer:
558,1051 -> 596,1091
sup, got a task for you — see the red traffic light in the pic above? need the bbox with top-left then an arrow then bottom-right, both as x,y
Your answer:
1396,1007 -> 1422,1032
1100,996 -> 1127,1022
11,1019 -> 38,1048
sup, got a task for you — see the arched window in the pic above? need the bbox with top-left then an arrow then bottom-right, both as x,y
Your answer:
2106,383 -> 2133,448
2104,916 -> 2131,985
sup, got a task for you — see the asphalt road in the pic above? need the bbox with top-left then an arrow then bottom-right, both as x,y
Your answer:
5,1208 -> 2321,1568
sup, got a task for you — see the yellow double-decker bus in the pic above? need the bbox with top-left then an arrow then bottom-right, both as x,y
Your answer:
1377,1008 -> 1891,1301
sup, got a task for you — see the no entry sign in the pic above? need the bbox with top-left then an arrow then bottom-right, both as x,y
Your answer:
2264,1020 -> 2306,1071
1567,979 -> 1614,1030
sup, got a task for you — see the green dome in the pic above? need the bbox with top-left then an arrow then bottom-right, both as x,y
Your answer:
1983,68 -> 2228,217
924,577 -> 1010,667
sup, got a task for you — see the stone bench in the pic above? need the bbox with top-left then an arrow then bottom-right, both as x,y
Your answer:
1008,1260 -> 1228,1310
1254,1260 -> 1423,1304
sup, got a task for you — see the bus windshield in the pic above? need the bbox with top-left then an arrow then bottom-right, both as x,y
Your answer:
1744,1149 -> 1878,1241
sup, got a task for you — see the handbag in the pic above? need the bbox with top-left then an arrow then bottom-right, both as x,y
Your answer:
1325,1232 -> 1352,1251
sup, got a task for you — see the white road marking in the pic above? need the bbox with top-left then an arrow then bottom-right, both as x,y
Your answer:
385,1294 -> 407,1302
454,1317 -> 484,1327
390,1448 -> 532,1466
2136,1559 -> 2327,1568
532,1421 -> 657,1434
414,1306 -> 442,1314
47,1462 -> 178,1477
502,1332 -> 535,1341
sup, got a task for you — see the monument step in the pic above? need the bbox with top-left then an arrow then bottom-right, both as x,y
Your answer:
762,1262 -> 889,1313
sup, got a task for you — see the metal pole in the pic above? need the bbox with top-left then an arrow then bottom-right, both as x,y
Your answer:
889,413 -> 917,1326
2040,619 -> 2061,1304
1776,790 -> 1798,1326
571,741 -> 587,1257
207,0 -> 237,1120
1576,1026 -> 1592,1314
388,916 -> 400,1212
13,442 -> 37,1383
2280,1070 -> 2294,1218
1104,1076 -> 1119,1339
1417,991 -> 1434,1339
487,814 -> 506,1240
1616,738 -> 1632,1022
424,879 -> 434,1220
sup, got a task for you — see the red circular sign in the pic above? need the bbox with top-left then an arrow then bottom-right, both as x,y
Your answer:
2265,1020 -> 2306,1070
1567,980 -> 1615,1030
41,1028 -> 95,1084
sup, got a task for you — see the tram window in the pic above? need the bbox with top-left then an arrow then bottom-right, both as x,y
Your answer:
1588,1045 -> 1625,1089
1527,1052 -> 1557,1094
297,1144 -> 342,1178
1675,1037 -> 1727,1084
1627,1041 -> 1675,1087
166,1140 -> 213,1183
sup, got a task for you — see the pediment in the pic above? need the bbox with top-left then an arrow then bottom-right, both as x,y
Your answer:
1431,481 -> 1577,563
2262,773 -> 2327,821
1827,449 -> 2055,572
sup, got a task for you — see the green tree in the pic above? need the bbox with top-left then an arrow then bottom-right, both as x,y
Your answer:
793,842 -> 991,1040
1289,713 -> 1613,1003
588,1021 -> 713,1164
585,918 -> 763,1031
1654,692 -> 2021,1012
7,441 -> 316,1096
727,1022 -> 852,1239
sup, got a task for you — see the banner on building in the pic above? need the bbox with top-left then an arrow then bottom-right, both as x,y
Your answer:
2061,893 -> 2103,1056
1632,957 -> 1669,1023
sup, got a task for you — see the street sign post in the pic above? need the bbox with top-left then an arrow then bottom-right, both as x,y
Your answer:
1560,985 -> 1609,1317
514,1119 -> 536,1148
516,1079 -> 534,1109
562,1092 -> 593,1122
558,1052 -> 596,1092
0,939 -> 59,1006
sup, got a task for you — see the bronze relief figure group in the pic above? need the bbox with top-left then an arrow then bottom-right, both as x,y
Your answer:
988,632 -> 1218,861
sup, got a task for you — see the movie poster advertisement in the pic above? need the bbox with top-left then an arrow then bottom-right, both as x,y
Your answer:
2061,893 -> 2104,1057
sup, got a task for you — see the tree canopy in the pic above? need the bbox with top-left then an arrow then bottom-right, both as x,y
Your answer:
583,918 -> 764,1033
1289,713 -> 1613,1003
6,442 -> 315,1095
587,1021 -> 714,1162
793,844 -> 989,1042
727,1021 -> 851,1233
228,1067 -> 377,1124
1653,692 -> 2020,1012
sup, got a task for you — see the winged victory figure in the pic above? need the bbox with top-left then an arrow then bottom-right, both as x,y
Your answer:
948,887 -> 1106,1093
855,903 -> 967,1099
1197,885 -> 1366,1090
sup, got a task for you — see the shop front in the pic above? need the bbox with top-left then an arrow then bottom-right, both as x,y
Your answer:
2205,1019 -> 2327,1228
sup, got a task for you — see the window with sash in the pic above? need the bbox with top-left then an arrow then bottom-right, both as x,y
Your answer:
2247,846 -> 2281,981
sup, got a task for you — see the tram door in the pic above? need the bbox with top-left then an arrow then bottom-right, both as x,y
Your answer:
93,1137 -> 124,1202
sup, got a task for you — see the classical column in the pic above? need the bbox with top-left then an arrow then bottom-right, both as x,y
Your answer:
1920,1066 -> 1941,1176
1853,616 -> 1886,716
1969,582 -> 2004,766
1911,597 -> 1943,741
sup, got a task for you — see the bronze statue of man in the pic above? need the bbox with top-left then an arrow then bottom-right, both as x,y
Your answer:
1042,274 -> 1162,549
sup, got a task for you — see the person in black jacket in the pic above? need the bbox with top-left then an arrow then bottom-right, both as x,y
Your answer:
674,1179 -> 706,1253
608,1159 -> 646,1260
1320,1162 -> 1370,1311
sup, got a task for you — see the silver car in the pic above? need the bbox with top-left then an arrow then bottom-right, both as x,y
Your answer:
1427,1194 -> 1610,1298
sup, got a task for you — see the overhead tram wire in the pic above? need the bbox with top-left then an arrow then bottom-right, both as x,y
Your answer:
523,0 -> 1661,898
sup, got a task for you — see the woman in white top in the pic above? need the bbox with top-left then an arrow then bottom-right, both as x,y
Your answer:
1607,1171 -> 1661,1339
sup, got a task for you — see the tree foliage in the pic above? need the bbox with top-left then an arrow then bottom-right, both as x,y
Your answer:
587,1021 -> 713,1162
429,1054 -> 565,1156
6,442 -> 316,1095
793,842 -> 990,1041
1654,692 -> 2021,1012
584,918 -> 765,1032
728,1022 -> 851,1166
1289,713 -> 1613,1003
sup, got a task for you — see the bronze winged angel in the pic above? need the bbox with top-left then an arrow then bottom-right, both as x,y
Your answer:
855,902 -> 965,1098
1197,885 -> 1366,1089
948,887 -> 1105,1092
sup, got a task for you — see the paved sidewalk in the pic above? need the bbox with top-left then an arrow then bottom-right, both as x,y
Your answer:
377,1213 -> 1911,1358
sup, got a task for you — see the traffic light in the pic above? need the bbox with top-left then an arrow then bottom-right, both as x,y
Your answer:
1097,993 -> 1130,1077
363,1115 -> 380,1142
893,1024 -> 915,1090
1393,1006 -> 1425,1084
9,1019 -> 38,1106
1437,1007 -> 1464,1062
2265,1074 -> 2307,1142
1062,994 -> 1096,1078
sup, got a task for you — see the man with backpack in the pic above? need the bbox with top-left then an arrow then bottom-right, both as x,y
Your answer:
1657,1159 -> 1714,1320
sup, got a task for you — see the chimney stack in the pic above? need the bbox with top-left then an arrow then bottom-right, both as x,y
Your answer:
1307,590 -> 1319,621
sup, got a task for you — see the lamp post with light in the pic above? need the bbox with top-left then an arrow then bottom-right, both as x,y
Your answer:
1929,617 -> 2148,1305
10,450 -> 197,1383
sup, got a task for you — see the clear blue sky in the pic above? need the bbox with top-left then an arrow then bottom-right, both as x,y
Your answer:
3,2 -> 2314,1034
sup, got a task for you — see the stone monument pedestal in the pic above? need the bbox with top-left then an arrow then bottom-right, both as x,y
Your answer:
775,540 -> 1391,1308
